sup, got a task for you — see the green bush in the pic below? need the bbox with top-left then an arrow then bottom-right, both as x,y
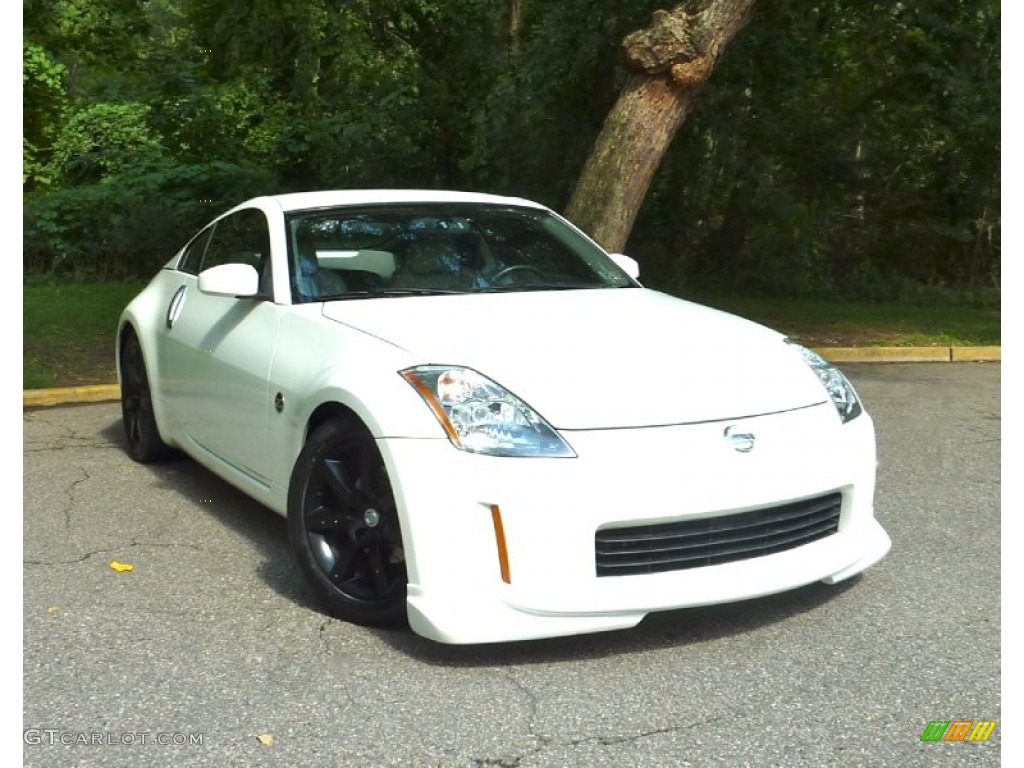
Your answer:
50,102 -> 164,184
24,160 -> 277,278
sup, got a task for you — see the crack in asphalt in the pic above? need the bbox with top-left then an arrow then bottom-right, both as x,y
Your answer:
317,618 -> 332,653
63,465 -> 91,530
502,669 -> 542,740
129,536 -> 207,554
24,443 -> 115,454
580,722 -> 705,747
471,671 -> 735,767
23,422 -> 117,454
24,540 -> 210,566
468,671 -> 544,768
24,549 -> 107,566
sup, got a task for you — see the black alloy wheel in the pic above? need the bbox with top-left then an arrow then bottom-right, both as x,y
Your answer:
120,332 -> 170,463
287,416 -> 407,626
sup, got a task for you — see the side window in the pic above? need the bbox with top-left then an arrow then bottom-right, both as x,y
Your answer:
178,226 -> 214,275
200,209 -> 274,295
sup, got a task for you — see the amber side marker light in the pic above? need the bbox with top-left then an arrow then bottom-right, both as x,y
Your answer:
490,505 -> 511,584
401,371 -> 462,445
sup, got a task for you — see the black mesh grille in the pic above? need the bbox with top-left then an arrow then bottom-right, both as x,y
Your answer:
595,493 -> 842,577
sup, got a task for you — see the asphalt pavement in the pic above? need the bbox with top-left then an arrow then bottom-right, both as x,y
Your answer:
22,363 -> 1001,767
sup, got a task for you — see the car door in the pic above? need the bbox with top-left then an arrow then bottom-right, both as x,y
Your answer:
161,207 -> 281,484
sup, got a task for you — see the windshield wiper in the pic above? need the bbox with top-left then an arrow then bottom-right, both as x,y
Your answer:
374,288 -> 465,296
318,288 -> 466,301
472,283 -> 612,293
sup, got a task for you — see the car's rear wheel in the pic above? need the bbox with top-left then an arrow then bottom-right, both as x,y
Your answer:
120,332 -> 170,463
287,416 -> 407,626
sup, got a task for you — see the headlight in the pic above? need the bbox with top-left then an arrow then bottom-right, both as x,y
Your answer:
788,342 -> 863,423
400,366 -> 576,457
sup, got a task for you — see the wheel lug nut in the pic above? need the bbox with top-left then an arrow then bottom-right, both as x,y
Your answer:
363,509 -> 381,528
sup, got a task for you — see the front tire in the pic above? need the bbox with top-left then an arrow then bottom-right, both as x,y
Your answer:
120,331 -> 170,463
287,416 -> 407,626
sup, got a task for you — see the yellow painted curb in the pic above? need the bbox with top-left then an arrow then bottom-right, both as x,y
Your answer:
815,346 -> 1002,363
814,346 -> 951,363
23,384 -> 121,408
951,346 -> 1001,362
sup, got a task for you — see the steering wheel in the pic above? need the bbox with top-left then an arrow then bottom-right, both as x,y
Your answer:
490,264 -> 546,284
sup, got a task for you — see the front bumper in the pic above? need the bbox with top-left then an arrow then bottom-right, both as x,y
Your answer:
379,403 -> 890,644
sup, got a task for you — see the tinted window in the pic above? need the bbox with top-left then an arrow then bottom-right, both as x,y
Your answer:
202,209 -> 271,271
285,203 -> 634,302
200,209 -> 273,295
178,226 -> 214,275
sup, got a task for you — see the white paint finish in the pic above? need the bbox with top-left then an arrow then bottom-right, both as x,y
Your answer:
118,190 -> 888,643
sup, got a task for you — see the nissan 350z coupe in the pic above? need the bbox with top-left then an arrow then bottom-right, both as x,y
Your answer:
117,190 -> 891,644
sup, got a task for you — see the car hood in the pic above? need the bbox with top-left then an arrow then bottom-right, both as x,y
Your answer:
320,288 -> 827,429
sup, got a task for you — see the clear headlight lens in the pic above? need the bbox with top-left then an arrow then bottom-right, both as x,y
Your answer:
788,342 -> 863,423
400,366 -> 576,457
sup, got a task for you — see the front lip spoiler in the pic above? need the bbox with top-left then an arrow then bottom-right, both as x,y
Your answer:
821,522 -> 892,584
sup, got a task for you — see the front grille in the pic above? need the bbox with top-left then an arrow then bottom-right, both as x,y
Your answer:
595,493 -> 842,577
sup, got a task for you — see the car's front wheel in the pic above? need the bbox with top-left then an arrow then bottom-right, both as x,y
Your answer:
287,415 -> 407,626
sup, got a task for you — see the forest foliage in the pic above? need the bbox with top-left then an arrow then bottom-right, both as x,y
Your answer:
23,0 -> 1000,302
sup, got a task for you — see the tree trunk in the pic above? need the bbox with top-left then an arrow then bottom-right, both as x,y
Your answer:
565,0 -> 759,253
507,0 -> 522,59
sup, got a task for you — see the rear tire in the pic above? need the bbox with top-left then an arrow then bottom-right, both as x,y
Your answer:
120,332 -> 170,463
287,416 -> 408,626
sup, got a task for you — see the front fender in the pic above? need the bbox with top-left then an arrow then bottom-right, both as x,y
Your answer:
266,310 -> 448,492
116,273 -> 186,448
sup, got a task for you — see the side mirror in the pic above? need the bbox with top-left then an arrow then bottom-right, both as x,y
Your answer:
197,263 -> 259,297
608,253 -> 640,280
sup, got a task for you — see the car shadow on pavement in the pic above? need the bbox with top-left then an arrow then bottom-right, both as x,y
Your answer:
99,420 -> 324,613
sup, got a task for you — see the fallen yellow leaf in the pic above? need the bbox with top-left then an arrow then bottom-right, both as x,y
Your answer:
256,734 -> 274,746
108,560 -> 134,572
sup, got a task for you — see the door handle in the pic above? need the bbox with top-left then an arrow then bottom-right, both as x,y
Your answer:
166,285 -> 187,328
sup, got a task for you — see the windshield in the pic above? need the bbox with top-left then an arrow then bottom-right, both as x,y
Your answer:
285,203 -> 635,302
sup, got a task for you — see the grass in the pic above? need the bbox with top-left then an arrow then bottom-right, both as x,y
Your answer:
24,280 -> 147,389
22,281 -> 1000,389
688,294 -> 1001,349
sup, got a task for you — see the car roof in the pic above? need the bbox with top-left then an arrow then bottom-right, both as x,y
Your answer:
255,189 -> 550,213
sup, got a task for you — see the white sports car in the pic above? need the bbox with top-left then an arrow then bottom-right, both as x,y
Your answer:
117,190 -> 890,644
